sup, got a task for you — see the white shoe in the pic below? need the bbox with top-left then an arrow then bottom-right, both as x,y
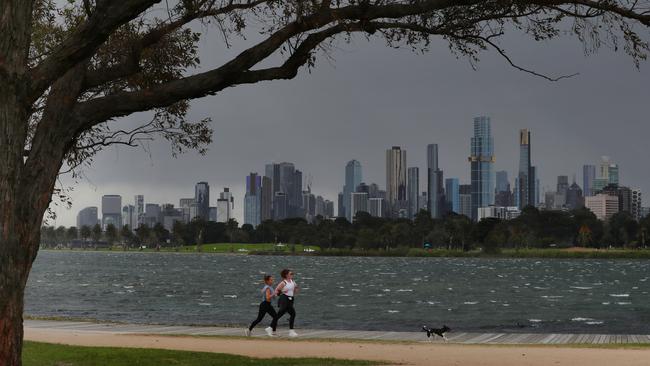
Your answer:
289,330 -> 298,337
245,329 -> 251,337
265,327 -> 274,337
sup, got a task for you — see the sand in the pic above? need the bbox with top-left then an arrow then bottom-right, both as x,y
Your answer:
25,328 -> 650,366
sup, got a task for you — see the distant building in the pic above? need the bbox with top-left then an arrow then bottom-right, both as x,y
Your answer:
265,162 -> 303,219
337,192 -> 345,218
469,116 -> 495,220
343,160 -> 363,221
179,198 -> 197,223
641,207 -> 650,219
459,184 -> 472,218
324,200 -> 335,218
244,173 -> 262,227
407,167 -> 419,219
495,171 -> 510,193
217,188 -> 234,223
273,192 -> 288,220
350,192 -> 369,221
427,144 -> 445,218
261,176 -> 273,222
145,204 -> 161,228
418,192 -> 428,213
555,175 -> 569,208
122,205 -> 137,230
209,207 -> 217,222
583,165 -> 596,197
101,195 -> 122,229
135,195 -> 144,227
517,129 -> 535,209
477,206 -> 520,221
585,194 -> 619,221
368,197 -> 385,218
445,178 -> 460,214
161,204 -> 184,231
77,206 -> 98,228
386,146 -> 407,218
632,188 -> 643,221
566,182 -> 584,210
194,182 -> 210,221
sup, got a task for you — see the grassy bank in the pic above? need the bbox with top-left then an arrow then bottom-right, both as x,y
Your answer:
23,341 -> 380,366
44,243 -> 320,254
251,247 -> 650,259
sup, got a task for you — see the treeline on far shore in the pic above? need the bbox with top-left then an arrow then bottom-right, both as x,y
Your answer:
42,207 -> 650,255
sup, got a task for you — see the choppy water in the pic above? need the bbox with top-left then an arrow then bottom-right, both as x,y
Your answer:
25,251 -> 650,333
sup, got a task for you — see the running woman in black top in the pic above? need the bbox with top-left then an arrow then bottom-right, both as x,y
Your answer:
246,274 -> 277,336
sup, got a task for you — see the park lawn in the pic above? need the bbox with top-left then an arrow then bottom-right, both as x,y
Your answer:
22,341 -> 380,366
178,243 -> 320,253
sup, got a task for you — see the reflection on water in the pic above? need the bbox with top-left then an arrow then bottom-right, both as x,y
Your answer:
26,251 -> 650,333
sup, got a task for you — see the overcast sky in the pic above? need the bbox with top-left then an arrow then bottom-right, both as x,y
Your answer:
50,23 -> 650,227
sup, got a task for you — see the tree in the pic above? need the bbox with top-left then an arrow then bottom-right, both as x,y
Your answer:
79,225 -> 91,246
135,224 -> 151,246
2,1 -> 650,363
120,225 -> 135,249
104,224 -> 118,246
65,227 -> 78,244
91,224 -> 103,245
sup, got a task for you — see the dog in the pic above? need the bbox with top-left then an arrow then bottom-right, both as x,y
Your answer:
422,325 -> 451,342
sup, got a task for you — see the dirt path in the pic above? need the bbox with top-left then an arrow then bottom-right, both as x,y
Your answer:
25,328 -> 650,366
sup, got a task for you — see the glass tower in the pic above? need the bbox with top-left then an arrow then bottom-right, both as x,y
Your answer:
343,160 -> 363,221
469,116 -> 495,220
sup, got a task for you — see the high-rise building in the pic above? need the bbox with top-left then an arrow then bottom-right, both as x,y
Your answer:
135,195 -> 144,227
407,167 -> 419,219
144,204 -> 161,228
459,184 -> 472,218
77,206 -> 98,228
343,160 -> 363,221
386,146 -> 407,217
496,171 -> 510,193
265,162 -> 303,218
556,175 -> 569,207
273,192 -> 288,220
122,205 -> 137,230
179,197 -> 197,222
566,182 -> 584,210
631,188 -> 642,221
217,188 -> 234,223
337,192 -> 345,218
496,170 -> 513,207
583,165 -> 596,197
469,116 -> 495,220
598,156 -> 619,186
418,192 -> 428,213
209,207 -> 217,222
194,182 -> 210,221
101,195 -> 122,229
532,166 -> 540,206
517,129 -> 535,209
427,144 -> 445,218
161,204 -> 184,231
368,197 -> 385,218
585,194 -> 619,221
445,178 -> 460,214
350,192 -> 369,221
260,176 -> 273,222
244,173 -> 262,227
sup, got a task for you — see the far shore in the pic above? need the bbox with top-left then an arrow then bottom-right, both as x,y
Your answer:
39,244 -> 650,259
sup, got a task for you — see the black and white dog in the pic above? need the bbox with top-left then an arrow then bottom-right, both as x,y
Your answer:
422,325 -> 451,342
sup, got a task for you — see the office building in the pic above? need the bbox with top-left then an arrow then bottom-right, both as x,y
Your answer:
343,160 -> 363,221
469,116 -> 495,220
369,197 -> 385,218
194,182 -> 210,221
632,188 -> 643,220
161,204 -> 184,231
566,182 -> 584,210
77,207 -> 98,228
445,178 -> 460,214
261,176 -> 272,222
101,195 -> 122,229
179,197 -> 197,223
517,129 -> 535,209
144,204 -> 161,228
217,188 -> 234,223
407,167 -> 419,219
585,194 -> 619,221
386,146 -> 407,217
122,205 -> 137,230
459,184 -> 472,218
427,144 -> 445,218
350,192 -> 369,221
135,195 -> 144,227
477,206 -> 521,221
273,192 -> 288,220
583,165 -> 596,197
244,173 -> 262,227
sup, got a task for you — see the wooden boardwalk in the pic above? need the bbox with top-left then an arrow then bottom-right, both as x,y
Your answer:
24,320 -> 650,345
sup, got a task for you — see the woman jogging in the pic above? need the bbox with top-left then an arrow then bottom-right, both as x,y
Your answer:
268,268 -> 299,337
246,274 -> 277,336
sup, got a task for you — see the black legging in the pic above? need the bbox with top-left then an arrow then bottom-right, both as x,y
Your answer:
271,294 -> 296,331
249,301 -> 277,331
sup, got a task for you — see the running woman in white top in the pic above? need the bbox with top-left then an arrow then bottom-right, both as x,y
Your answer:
269,268 -> 299,337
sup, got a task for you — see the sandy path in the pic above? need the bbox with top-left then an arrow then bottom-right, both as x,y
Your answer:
25,328 -> 650,366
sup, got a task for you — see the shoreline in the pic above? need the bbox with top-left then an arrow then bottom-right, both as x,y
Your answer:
39,247 -> 650,259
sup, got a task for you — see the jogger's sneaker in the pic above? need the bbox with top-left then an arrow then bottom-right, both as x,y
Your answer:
245,329 -> 251,337
288,330 -> 298,337
265,327 -> 274,337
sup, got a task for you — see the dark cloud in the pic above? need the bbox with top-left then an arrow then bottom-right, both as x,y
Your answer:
53,32 -> 650,226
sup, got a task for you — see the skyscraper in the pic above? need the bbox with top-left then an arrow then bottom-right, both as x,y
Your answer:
244,173 -> 262,227
496,170 -> 513,207
101,195 -> 122,229
343,160 -> 363,221
566,182 -> 584,210
260,176 -> 273,222
495,171 -> 510,193
350,192 -> 369,221
135,195 -> 144,227
386,146 -> 407,217
445,178 -> 460,214
194,182 -> 210,221
217,188 -> 234,223
77,207 -> 98,228
459,184 -> 472,218
517,129 -> 535,209
583,164 -> 596,197
407,167 -> 419,219
427,144 -> 444,218
469,116 -> 495,220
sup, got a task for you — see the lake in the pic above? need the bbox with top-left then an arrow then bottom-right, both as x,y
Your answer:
25,251 -> 650,333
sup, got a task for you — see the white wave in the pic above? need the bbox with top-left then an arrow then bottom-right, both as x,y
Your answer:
571,317 -> 594,322
586,321 -> 604,325
529,319 -> 542,323
609,294 -> 630,297
198,302 -> 212,306
387,310 -> 400,313
616,302 -> 632,305
602,302 -> 610,305
336,304 -> 357,307
396,289 -> 413,292
223,295 -> 237,298
570,286 -> 593,290
463,301 -> 479,305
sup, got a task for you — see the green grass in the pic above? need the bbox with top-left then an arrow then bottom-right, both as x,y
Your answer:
22,341 -> 381,366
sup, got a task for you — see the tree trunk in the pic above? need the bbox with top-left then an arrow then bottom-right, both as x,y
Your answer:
0,257 -> 27,366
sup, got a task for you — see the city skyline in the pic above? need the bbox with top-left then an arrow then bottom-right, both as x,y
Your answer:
50,36 -> 650,227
